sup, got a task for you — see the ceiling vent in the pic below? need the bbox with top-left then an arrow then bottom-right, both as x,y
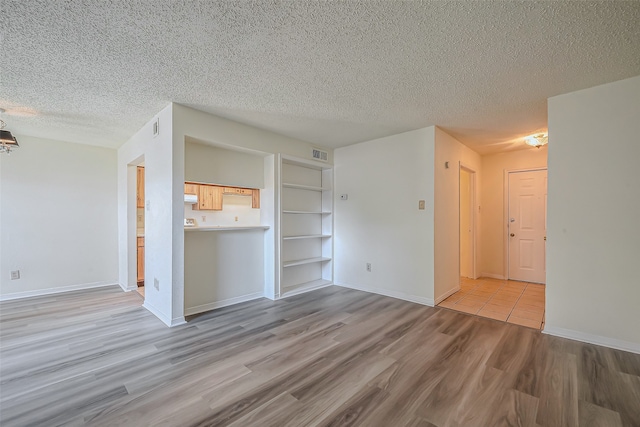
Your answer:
312,148 -> 328,162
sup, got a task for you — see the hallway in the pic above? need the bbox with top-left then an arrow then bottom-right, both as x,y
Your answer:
438,277 -> 545,329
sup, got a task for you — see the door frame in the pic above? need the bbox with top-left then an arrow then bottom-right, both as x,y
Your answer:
459,163 -> 478,280
503,167 -> 547,281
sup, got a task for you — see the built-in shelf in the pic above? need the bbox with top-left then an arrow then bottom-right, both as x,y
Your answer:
282,183 -> 330,192
279,155 -> 333,299
282,210 -> 331,215
283,257 -> 331,268
280,279 -> 332,297
283,234 -> 332,240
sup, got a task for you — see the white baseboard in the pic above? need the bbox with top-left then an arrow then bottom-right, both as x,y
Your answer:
184,292 -> 264,316
480,272 -> 506,280
335,281 -> 434,307
0,281 -> 118,302
435,286 -> 460,305
142,300 -> 172,327
543,325 -> 640,355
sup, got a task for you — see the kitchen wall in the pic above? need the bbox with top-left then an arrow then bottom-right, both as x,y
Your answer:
1,135 -> 118,299
184,195 -> 260,227
479,146 -> 547,279
546,75 -> 640,352
184,140 -> 264,227
334,127 -> 436,305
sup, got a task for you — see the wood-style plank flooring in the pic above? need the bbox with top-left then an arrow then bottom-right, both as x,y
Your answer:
1,286 -> 639,426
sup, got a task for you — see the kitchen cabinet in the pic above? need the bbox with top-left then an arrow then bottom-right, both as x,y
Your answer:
184,183 -> 199,195
251,189 -> 260,209
223,187 -> 253,196
137,237 -> 144,284
136,167 -> 145,208
196,185 -> 223,210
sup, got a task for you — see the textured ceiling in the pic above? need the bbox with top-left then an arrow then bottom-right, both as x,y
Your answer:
2,1 -> 640,154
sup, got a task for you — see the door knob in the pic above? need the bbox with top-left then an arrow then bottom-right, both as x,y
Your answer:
510,233 -> 515,237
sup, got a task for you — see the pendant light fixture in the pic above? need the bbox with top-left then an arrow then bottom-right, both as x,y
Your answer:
0,109 -> 20,154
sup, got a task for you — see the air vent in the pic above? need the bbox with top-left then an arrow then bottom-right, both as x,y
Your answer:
312,148 -> 328,162
152,118 -> 159,137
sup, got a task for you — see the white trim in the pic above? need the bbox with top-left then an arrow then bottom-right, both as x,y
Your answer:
435,285 -> 460,305
0,281 -> 118,301
170,317 -> 187,327
459,163 -> 478,280
142,300 -> 172,326
184,292 -> 264,316
335,281 -> 434,307
480,272 -> 506,280
278,281 -> 332,299
543,326 -> 640,355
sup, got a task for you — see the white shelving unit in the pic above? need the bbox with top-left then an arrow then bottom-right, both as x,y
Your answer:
279,155 -> 333,297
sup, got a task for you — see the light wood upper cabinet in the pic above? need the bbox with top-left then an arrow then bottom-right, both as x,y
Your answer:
184,183 -> 199,195
197,185 -> 223,210
186,182 -> 260,210
136,167 -> 145,208
223,187 -> 253,196
252,189 -> 260,209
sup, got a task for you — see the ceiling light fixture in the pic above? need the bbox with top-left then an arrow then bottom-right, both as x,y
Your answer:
0,115 -> 20,154
524,133 -> 548,148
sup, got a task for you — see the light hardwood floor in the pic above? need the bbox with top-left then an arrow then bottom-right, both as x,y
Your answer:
1,286 -> 639,426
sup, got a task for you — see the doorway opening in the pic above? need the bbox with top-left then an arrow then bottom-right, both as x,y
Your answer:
135,163 -> 145,299
459,165 -> 476,281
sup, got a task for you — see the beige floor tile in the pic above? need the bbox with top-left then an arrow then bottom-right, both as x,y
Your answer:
469,289 -> 495,298
490,294 -> 520,303
482,303 -> 514,315
478,309 -> 509,321
465,294 -> 492,303
515,301 -> 544,312
507,316 -> 542,329
456,298 -> 486,309
510,309 -> 544,322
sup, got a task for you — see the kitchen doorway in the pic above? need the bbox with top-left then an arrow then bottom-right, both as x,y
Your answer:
136,164 -> 145,298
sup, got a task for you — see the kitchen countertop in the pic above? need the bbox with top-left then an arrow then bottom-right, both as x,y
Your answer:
184,225 -> 269,232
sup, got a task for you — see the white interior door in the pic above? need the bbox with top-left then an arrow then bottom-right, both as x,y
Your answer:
508,169 -> 547,284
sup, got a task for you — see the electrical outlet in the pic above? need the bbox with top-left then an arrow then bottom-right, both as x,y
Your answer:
234,216 -> 238,222
201,216 -> 206,222
418,200 -> 426,210
154,278 -> 159,290
10,270 -> 20,280
366,263 -> 372,272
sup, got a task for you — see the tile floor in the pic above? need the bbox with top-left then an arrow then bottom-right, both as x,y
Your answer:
438,277 -> 545,329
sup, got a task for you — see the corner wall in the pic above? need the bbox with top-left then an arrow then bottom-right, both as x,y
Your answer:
546,75 -> 640,352
333,127 -> 435,305
433,127 -> 481,303
1,135 -> 118,299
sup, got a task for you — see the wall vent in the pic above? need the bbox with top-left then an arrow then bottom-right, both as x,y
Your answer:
312,148 -> 328,162
152,118 -> 159,137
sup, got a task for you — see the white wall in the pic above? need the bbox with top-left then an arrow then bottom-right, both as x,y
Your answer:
334,127 -> 435,305
433,127 -> 481,303
118,104 -> 178,326
169,104 -> 333,322
185,140 -> 264,188
1,135 -> 117,299
480,147 -> 547,279
184,229 -> 265,315
546,75 -> 640,352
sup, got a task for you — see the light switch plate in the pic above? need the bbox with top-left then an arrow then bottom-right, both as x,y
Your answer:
418,200 -> 426,210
